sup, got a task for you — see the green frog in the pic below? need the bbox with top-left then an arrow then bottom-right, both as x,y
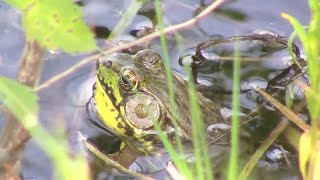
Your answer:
92,49 -> 228,154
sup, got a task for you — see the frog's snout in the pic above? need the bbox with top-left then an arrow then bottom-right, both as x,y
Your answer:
97,57 -> 112,69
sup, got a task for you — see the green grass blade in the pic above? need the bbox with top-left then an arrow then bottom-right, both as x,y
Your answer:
287,31 -> 303,69
154,0 -> 191,178
281,13 -> 308,43
185,66 -> 213,180
155,1 -> 184,152
283,4 -> 320,120
238,120 -> 289,180
108,0 -> 143,39
227,39 -> 241,180
285,84 -> 294,108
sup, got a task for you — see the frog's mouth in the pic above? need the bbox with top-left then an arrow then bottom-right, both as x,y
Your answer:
95,56 -> 133,136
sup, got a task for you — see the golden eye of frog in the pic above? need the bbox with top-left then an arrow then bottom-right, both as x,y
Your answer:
93,49 -> 226,154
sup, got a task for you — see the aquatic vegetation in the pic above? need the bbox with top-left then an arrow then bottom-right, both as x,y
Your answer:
0,0 -> 96,179
0,0 -> 317,180
282,0 -> 320,179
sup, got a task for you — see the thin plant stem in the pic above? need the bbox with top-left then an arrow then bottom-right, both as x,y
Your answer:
228,40 -> 241,180
84,141 -> 154,180
107,0 -> 143,39
185,65 -> 213,180
154,0 -> 190,178
255,88 -> 310,132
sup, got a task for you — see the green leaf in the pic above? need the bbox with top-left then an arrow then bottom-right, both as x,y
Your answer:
19,0 -> 97,53
0,76 -> 89,180
314,150 -> 320,179
309,0 -> 320,15
281,13 -> 308,43
0,76 -> 38,126
285,84 -> 294,109
4,0 -> 38,10
299,132 -> 311,179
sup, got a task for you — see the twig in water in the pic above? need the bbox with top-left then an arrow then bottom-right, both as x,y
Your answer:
255,88 -> 310,132
84,140 -> 155,180
34,0 -> 226,92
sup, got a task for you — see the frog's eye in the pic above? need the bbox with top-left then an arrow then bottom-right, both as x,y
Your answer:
119,69 -> 138,91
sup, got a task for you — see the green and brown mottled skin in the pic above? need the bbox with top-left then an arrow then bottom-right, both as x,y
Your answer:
94,49 -> 227,154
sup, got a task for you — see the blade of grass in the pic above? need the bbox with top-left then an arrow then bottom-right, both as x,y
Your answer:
283,2 -> 320,178
189,74 -> 205,180
281,13 -> 308,43
287,31 -> 303,69
175,33 -> 214,179
176,32 -> 214,179
285,84 -> 294,108
154,0 -> 191,178
176,30 -> 214,179
126,65 -> 188,179
282,11 -> 320,118
239,92 -> 307,179
154,0 -> 184,153
107,0 -> 143,39
185,65 -> 213,180
238,118 -> 290,180
304,0 -> 320,176
228,39 -> 241,180
255,88 -> 310,132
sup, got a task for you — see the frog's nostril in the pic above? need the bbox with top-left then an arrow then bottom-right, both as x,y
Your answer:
97,57 -> 112,68
102,60 -> 112,67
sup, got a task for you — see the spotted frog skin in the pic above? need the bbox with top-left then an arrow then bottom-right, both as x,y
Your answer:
92,49 -> 227,154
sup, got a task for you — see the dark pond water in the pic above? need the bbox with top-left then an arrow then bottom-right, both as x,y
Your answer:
0,0 -> 310,179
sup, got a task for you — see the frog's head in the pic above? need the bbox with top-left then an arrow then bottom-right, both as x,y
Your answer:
94,49 -> 187,153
